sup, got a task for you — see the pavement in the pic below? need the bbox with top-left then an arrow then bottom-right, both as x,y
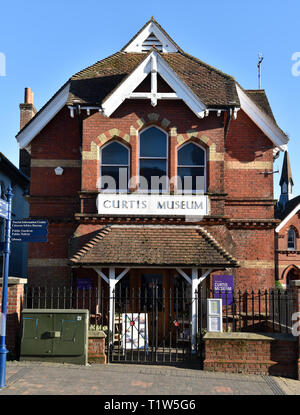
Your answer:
0,360 -> 299,397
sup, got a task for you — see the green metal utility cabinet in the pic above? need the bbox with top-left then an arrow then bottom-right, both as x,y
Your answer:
20,309 -> 89,365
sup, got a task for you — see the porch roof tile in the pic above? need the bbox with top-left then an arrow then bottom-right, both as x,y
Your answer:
69,225 -> 239,268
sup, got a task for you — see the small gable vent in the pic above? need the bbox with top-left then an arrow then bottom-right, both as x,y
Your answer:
142,33 -> 163,52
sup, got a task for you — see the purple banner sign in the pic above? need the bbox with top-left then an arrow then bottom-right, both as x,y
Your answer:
213,275 -> 234,305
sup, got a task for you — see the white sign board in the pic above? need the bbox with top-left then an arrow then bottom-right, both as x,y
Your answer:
207,298 -> 223,332
97,194 -> 209,216
122,313 -> 148,350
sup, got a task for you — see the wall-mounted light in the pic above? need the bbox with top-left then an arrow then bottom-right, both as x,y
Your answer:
54,166 -> 64,175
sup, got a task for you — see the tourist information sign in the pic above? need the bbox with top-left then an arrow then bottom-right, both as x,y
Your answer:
0,187 -> 13,389
11,220 -> 48,242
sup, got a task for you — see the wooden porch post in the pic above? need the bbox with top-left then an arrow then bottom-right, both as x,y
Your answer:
191,268 -> 199,353
177,267 -> 213,353
108,267 -> 116,345
94,267 -> 130,346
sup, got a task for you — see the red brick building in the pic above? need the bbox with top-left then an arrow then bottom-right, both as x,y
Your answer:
16,18 -> 289,333
275,151 -> 300,286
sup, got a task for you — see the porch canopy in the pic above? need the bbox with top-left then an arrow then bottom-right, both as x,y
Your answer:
69,224 -> 238,269
69,224 -> 238,351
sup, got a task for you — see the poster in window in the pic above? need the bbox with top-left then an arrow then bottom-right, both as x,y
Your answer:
122,313 -> 148,350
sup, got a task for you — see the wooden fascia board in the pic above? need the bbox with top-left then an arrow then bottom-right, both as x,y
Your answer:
16,83 -> 70,149
123,21 -> 178,53
275,203 -> 300,232
102,51 -> 206,117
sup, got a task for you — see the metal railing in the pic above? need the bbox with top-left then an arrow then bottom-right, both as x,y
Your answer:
23,285 -> 106,331
22,285 -> 294,343
206,287 -> 294,334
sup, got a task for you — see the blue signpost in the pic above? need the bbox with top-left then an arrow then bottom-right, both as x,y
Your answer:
0,186 -> 13,389
0,195 -> 48,389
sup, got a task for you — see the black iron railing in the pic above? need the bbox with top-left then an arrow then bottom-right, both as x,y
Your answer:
23,285 -> 294,334
205,288 -> 294,334
22,285 -> 294,364
23,285 -> 106,331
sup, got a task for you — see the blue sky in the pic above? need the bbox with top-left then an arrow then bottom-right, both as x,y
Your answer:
0,0 -> 299,199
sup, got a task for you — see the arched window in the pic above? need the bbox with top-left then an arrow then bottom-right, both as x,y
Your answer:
287,227 -> 296,250
139,126 -> 168,192
100,141 -> 129,192
177,142 -> 206,193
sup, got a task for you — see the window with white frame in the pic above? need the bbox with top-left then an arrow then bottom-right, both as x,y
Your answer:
100,141 -> 129,192
287,227 -> 296,250
139,126 -> 168,193
177,142 -> 206,193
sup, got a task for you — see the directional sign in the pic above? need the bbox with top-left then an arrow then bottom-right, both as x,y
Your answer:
11,220 -> 48,242
0,199 -> 8,220
12,220 -> 48,229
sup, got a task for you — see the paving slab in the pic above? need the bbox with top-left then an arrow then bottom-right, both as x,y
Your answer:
0,361 -> 296,396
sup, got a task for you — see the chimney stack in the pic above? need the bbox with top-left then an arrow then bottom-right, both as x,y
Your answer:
19,87 -> 37,177
20,87 -> 36,130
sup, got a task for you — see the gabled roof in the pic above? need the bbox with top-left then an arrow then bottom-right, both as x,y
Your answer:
100,49 -> 207,117
121,17 -> 182,53
275,196 -> 300,232
69,224 -> 239,267
15,18 -> 289,152
68,50 -> 238,108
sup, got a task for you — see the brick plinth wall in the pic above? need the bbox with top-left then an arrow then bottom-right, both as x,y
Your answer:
0,278 -> 26,358
88,331 -> 106,364
203,332 -> 298,378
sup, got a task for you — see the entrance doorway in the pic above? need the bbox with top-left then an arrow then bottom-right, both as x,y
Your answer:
111,269 -> 204,364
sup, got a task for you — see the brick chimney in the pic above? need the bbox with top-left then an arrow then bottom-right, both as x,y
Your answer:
19,87 -> 37,177
20,87 -> 36,130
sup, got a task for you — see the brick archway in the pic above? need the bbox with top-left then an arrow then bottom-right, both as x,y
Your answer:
281,264 -> 300,286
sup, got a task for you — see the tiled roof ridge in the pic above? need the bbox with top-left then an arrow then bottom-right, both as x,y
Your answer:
197,226 -> 238,264
178,50 -> 237,84
245,89 -> 266,93
70,226 -> 112,262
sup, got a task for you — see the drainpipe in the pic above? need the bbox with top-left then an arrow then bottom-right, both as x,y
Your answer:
224,107 -> 232,140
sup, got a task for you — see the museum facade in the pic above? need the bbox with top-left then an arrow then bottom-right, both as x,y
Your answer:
16,18 -> 289,316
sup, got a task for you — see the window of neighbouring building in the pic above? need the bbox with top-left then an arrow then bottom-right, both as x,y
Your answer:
100,141 -> 129,192
287,227 -> 296,250
177,142 -> 206,193
139,126 -> 168,193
